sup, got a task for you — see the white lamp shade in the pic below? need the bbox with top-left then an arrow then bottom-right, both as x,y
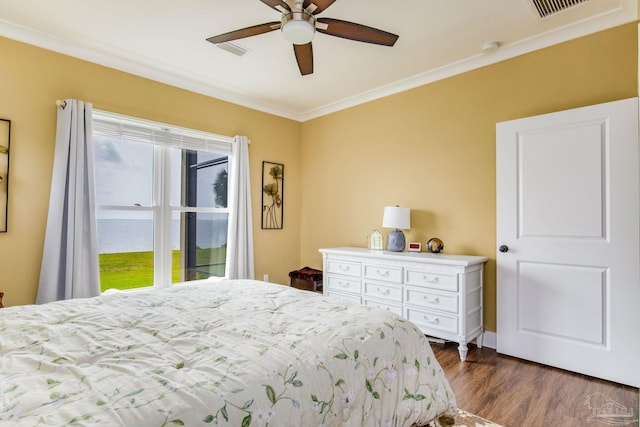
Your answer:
382,206 -> 411,230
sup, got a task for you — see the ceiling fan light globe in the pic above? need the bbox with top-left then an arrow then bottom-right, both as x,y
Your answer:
281,12 -> 315,45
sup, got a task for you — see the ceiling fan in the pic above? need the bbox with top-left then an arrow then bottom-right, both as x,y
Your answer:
206,0 -> 399,76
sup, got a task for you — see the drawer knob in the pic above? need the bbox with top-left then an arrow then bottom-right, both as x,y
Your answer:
339,265 -> 350,271
423,275 -> 439,284
423,296 -> 440,304
376,287 -> 391,295
376,269 -> 390,277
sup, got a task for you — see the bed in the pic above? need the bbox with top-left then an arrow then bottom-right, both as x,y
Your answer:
0,279 -> 456,426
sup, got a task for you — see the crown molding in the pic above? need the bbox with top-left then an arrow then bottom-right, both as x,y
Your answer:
299,3 -> 638,121
0,1 -> 636,123
0,18 -> 304,122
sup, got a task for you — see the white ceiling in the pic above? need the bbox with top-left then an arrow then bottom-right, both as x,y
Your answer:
0,0 -> 636,121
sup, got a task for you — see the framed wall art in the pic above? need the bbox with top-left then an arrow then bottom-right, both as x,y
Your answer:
0,118 -> 10,233
261,161 -> 283,229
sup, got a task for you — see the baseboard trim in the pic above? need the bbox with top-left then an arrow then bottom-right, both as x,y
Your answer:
481,331 -> 497,349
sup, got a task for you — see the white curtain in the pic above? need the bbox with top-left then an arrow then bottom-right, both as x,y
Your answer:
225,135 -> 255,279
37,99 -> 100,304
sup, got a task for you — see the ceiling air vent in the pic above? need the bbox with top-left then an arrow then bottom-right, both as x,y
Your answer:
530,0 -> 590,18
217,41 -> 249,57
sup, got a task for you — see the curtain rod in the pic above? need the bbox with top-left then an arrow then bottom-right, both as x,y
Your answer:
55,100 -> 67,108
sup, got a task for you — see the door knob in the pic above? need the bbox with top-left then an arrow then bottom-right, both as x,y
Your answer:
498,245 -> 509,253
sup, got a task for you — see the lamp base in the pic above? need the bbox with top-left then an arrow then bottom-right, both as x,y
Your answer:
387,229 -> 406,252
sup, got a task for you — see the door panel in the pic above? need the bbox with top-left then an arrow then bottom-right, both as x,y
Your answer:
496,98 -> 640,387
518,261 -> 606,345
518,122 -> 605,238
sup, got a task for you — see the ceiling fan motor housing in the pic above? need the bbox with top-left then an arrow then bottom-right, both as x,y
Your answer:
281,11 -> 316,44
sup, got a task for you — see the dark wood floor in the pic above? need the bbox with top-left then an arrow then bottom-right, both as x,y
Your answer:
431,342 -> 639,427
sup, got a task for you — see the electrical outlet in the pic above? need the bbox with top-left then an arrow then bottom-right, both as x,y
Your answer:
263,274 -> 269,282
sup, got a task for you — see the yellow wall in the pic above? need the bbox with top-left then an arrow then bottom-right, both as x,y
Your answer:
0,23 -> 637,333
0,37 -> 301,306
299,23 -> 638,332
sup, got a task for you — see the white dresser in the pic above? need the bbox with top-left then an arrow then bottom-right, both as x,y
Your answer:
320,247 -> 488,361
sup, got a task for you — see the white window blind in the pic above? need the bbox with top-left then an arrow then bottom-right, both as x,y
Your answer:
93,110 -> 233,154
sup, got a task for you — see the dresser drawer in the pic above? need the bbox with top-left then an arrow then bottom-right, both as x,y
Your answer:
363,280 -> 402,303
405,268 -> 458,292
405,287 -> 458,314
405,307 -> 458,335
363,264 -> 403,283
363,297 -> 402,316
325,275 -> 362,294
326,259 -> 362,277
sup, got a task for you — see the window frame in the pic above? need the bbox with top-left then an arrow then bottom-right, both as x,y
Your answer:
183,152 -> 229,280
93,110 -> 234,290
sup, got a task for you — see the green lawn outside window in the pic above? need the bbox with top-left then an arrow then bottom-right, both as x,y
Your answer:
99,247 -> 225,292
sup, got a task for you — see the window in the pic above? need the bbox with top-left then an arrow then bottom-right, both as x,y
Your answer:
93,111 -> 233,292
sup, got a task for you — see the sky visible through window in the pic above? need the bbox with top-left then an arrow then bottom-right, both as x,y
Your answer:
94,135 -> 153,218
94,135 -> 223,217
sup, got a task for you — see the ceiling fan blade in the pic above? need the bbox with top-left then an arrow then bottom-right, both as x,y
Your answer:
206,22 -> 280,44
316,18 -> 399,46
259,0 -> 290,12
293,43 -> 314,75
303,0 -> 337,14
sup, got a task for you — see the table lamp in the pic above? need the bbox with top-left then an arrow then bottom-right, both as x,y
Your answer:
382,206 -> 410,252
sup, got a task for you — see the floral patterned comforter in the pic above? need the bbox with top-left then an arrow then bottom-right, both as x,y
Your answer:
0,280 -> 456,426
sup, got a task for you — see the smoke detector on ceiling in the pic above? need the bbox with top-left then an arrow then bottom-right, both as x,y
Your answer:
482,41 -> 500,53
528,0 -> 590,18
